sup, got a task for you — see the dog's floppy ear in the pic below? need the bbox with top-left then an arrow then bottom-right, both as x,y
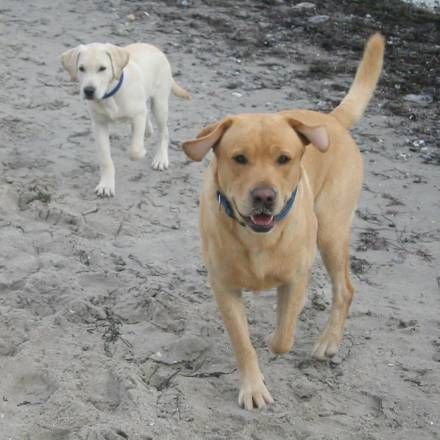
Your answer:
105,44 -> 130,79
282,110 -> 331,152
182,118 -> 233,161
60,46 -> 83,81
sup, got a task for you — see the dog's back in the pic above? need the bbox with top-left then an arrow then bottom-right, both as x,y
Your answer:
123,43 -> 171,91
124,43 -> 191,100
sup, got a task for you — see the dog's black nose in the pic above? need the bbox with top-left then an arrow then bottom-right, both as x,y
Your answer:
251,187 -> 277,209
84,86 -> 95,99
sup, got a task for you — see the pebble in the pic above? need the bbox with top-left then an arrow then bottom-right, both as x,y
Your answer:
409,139 -> 426,152
412,139 -> 425,148
111,24 -> 130,37
308,15 -> 330,24
403,94 -> 433,106
396,152 -> 410,161
293,2 -> 316,10
150,336 -> 208,365
421,151 -> 440,164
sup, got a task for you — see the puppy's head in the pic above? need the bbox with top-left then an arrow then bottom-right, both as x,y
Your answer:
60,43 -> 129,100
182,112 -> 330,233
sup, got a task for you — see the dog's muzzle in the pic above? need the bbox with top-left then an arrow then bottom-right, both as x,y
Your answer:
247,187 -> 277,233
217,186 -> 297,233
83,86 -> 96,100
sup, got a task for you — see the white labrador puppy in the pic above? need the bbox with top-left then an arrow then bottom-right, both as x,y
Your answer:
61,43 -> 191,196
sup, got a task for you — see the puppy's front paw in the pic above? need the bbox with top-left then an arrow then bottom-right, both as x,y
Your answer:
95,178 -> 115,197
152,151 -> 169,171
129,147 -> 146,161
238,375 -> 274,410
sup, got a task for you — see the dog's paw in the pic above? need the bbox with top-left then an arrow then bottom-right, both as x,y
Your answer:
129,147 -> 146,161
152,151 -> 169,171
238,375 -> 274,410
312,329 -> 341,360
269,332 -> 294,355
95,178 -> 115,197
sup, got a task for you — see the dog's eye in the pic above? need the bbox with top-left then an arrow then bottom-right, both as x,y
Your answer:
277,155 -> 291,165
78,66 -> 85,72
98,66 -> 106,72
233,154 -> 248,165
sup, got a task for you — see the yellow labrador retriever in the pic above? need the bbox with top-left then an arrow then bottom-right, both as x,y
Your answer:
61,43 -> 190,196
182,34 -> 384,410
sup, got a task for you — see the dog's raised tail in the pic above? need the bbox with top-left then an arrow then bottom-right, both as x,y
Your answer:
331,33 -> 385,129
172,79 -> 191,101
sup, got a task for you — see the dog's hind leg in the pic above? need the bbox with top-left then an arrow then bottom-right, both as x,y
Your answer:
151,87 -> 170,171
313,207 -> 356,359
145,112 -> 154,138
129,112 -> 147,160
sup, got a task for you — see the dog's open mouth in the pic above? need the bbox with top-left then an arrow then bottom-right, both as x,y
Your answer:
247,213 -> 275,233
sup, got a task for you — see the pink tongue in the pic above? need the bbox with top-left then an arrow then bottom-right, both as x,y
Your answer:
251,214 -> 274,226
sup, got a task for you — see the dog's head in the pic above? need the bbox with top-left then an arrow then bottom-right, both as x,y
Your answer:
60,43 -> 129,101
182,112 -> 330,233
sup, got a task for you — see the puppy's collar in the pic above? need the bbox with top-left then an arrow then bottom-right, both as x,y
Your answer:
216,188 -> 298,226
102,72 -> 124,99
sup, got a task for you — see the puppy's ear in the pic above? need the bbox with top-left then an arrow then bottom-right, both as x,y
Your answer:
182,118 -> 233,161
105,44 -> 130,79
282,110 -> 330,152
60,46 -> 82,80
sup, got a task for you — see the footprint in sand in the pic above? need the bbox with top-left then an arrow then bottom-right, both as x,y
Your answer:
10,371 -> 57,405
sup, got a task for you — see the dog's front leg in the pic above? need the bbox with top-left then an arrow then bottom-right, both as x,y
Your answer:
270,275 -> 308,354
129,112 -> 147,160
213,285 -> 273,410
93,120 -> 115,197
151,95 -> 169,171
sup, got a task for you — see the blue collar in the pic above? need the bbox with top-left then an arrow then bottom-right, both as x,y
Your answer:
102,72 -> 124,99
217,187 -> 298,226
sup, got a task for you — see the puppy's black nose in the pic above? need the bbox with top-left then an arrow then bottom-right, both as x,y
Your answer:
84,86 -> 95,99
251,187 -> 277,209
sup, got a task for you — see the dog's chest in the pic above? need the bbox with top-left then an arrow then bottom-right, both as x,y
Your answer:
231,244 -> 297,291
90,101 -> 130,122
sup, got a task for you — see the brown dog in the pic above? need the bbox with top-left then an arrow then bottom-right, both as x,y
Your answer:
182,34 -> 384,410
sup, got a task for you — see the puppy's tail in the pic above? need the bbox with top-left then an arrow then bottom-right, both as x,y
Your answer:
331,33 -> 385,129
172,79 -> 192,101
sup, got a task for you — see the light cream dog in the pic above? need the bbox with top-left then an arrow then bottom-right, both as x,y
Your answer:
61,43 -> 190,197
182,34 -> 384,409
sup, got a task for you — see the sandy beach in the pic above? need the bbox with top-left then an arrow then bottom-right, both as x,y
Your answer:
0,1 -> 439,439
